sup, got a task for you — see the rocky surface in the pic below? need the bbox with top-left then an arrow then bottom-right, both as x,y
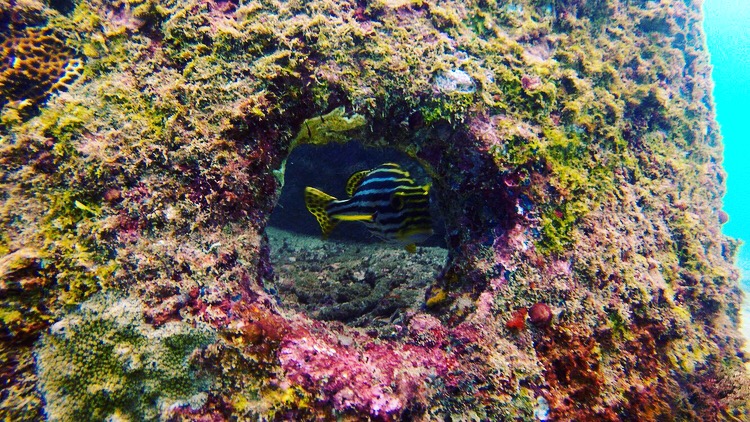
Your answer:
1,0 -> 748,420
268,226 -> 447,332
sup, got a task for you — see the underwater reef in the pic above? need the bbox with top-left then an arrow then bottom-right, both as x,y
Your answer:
1,0 -> 748,420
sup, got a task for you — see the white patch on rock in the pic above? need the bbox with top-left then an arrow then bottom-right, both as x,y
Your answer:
433,69 -> 476,94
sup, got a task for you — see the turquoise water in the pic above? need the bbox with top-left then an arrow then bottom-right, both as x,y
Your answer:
704,0 -> 750,286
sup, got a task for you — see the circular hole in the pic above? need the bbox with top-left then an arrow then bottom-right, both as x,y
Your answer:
266,141 -> 448,335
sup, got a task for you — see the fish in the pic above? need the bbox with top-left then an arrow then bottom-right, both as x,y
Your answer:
304,163 -> 433,252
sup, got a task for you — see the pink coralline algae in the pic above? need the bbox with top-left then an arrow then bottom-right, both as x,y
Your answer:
407,313 -> 451,350
279,324 -> 456,418
528,303 -> 553,327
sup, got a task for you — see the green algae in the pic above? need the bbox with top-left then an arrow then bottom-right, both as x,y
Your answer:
36,294 -> 215,421
290,106 -> 366,148
420,92 -> 476,126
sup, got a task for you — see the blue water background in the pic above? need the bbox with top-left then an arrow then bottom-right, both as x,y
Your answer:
704,1 -> 750,284
703,0 -> 750,340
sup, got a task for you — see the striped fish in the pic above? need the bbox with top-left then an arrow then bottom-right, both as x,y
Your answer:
304,163 -> 433,252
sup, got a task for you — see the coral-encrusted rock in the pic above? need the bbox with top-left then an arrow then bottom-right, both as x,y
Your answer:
0,0 -> 748,420
35,294 -> 215,421
528,303 -> 552,327
279,326 -> 456,419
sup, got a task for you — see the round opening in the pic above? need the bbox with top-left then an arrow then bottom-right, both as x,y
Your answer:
266,141 -> 448,334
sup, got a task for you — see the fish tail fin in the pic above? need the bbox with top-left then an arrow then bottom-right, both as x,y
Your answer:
305,187 -> 338,238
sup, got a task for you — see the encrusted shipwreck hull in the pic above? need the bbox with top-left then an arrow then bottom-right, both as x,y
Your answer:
1,0 -> 748,420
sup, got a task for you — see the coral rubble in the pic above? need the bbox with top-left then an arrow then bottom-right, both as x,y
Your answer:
0,0 -> 748,420
268,227 -> 446,330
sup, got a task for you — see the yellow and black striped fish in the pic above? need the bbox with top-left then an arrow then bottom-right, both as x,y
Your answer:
304,163 -> 433,252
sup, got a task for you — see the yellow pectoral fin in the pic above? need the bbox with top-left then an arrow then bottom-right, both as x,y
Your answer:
392,190 -> 429,210
405,243 -> 417,254
332,214 -> 374,222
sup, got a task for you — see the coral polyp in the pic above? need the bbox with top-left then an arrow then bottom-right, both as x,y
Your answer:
0,0 -> 747,420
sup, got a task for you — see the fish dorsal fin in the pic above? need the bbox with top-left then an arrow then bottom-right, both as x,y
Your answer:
345,169 -> 370,197
304,187 -> 339,238
381,162 -> 403,170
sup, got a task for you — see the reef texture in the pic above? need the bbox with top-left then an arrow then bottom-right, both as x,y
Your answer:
268,227 -> 447,330
0,0 -> 748,420
36,294 -> 215,421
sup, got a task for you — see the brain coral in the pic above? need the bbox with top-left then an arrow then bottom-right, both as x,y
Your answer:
35,294 -> 215,421
0,26 -> 82,112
